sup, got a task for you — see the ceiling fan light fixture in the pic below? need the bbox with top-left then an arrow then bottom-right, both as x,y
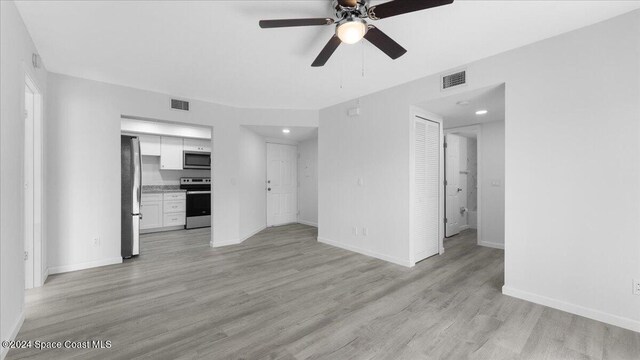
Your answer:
336,18 -> 367,44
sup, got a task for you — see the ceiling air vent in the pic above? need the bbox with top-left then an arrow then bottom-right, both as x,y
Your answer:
442,70 -> 466,90
171,99 -> 190,111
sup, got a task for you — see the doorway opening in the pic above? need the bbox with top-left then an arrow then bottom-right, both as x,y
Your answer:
24,73 -> 43,289
120,116 -> 213,260
239,125 -> 318,242
445,128 -> 479,238
414,83 -> 506,256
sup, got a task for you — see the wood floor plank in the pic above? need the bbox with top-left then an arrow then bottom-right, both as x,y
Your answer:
6,225 -> 639,359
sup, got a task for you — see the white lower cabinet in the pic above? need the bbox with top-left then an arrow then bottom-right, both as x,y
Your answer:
164,200 -> 186,213
140,192 -> 186,233
163,192 -> 186,226
140,194 -> 163,230
163,213 -> 186,227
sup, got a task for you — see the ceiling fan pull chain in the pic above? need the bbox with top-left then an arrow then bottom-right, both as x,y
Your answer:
340,56 -> 344,89
361,40 -> 365,78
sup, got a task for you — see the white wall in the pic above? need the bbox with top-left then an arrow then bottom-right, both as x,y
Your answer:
0,1 -> 48,358
319,98 -> 412,266
298,136 -> 318,227
141,156 -> 209,186
45,72 -> 318,271
238,127 -> 267,241
319,10 -> 640,331
479,121 -> 505,248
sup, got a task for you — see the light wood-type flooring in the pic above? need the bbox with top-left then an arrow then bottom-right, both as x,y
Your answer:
8,225 -> 640,359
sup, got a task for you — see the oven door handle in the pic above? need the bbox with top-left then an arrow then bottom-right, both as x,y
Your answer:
186,191 -> 211,195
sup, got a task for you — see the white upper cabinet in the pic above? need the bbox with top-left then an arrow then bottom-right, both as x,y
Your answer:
139,135 -> 161,156
160,136 -> 183,170
183,138 -> 211,152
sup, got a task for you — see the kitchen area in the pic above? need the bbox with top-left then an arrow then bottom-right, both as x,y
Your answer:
121,118 -> 212,259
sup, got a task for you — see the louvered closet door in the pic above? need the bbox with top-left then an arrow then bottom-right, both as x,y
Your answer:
414,118 -> 440,262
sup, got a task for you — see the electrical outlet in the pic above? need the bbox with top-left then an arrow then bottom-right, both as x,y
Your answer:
633,279 -> 640,295
362,227 -> 368,236
93,237 -> 101,247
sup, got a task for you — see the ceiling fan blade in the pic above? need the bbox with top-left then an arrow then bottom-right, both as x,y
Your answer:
364,26 -> 407,60
368,0 -> 454,20
311,35 -> 342,67
259,18 -> 334,29
337,0 -> 358,7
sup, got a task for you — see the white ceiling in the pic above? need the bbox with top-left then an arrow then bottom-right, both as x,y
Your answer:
15,1 -> 640,110
243,125 -> 318,142
418,84 -> 505,129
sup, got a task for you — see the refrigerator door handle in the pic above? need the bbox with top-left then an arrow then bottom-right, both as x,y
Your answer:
131,137 -> 142,214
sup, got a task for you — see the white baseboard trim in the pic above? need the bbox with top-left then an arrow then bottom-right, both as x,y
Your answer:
49,257 -> 123,275
240,226 -> 267,242
212,238 -> 241,248
478,240 -> 505,250
1,311 -> 25,360
317,237 -> 412,267
42,267 -> 49,284
502,285 -> 640,333
297,220 -> 318,227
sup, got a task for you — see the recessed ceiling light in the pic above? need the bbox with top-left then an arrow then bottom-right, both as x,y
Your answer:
475,110 -> 488,115
456,100 -> 470,106
282,129 -> 290,134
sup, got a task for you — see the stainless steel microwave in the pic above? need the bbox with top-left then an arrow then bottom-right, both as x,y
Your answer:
183,151 -> 211,170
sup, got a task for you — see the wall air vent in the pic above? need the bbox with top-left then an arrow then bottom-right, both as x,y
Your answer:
441,70 -> 466,90
171,99 -> 190,111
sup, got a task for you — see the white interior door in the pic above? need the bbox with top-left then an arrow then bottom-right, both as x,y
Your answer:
445,134 -> 461,237
267,143 -> 298,227
413,118 -> 441,262
458,138 -> 469,229
24,83 -> 35,289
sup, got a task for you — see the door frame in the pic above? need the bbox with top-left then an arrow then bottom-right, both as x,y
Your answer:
444,125 -> 483,247
23,67 -> 44,288
265,141 -> 298,227
409,106 -> 444,266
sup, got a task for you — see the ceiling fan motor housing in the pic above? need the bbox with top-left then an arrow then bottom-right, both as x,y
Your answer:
334,0 -> 369,19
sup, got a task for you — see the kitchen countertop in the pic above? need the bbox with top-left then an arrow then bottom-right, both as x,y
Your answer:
141,185 -> 186,194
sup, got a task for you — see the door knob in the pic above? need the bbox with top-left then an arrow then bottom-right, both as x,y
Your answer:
457,187 -> 463,192
267,188 -> 271,191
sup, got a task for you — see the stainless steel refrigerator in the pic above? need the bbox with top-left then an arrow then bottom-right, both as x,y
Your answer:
121,135 -> 141,258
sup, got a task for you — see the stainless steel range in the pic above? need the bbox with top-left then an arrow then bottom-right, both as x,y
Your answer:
180,177 -> 211,229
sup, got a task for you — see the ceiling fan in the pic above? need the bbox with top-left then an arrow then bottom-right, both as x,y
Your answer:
259,0 -> 454,67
